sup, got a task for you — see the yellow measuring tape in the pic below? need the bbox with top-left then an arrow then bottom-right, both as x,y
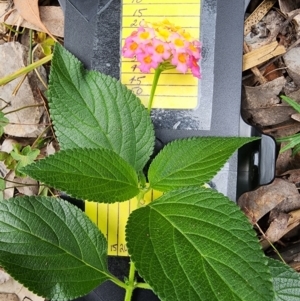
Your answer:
86,0 -> 201,256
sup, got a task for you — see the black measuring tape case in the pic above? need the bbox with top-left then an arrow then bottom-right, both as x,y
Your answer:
58,1 -> 276,300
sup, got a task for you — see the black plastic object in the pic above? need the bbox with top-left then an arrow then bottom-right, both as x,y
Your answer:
58,0 -> 276,300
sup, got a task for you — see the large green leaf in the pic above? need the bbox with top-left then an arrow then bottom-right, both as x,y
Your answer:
48,43 -> 155,171
126,187 -> 274,301
268,258 -> 300,300
0,196 -> 112,300
23,148 -> 139,203
148,137 -> 258,191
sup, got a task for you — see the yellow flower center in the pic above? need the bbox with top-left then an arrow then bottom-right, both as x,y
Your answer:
174,38 -> 184,47
140,32 -> 150,40
178,53 -> 187,63
143,55 -> 152,64
155,44 -> 165,54
157,28 -> 170,41
130,42 -> 138,51
189,43 -> 197,52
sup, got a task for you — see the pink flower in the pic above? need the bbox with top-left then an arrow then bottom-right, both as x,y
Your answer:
187,40 -> 202,60
169,33 -> 188,51
188,56 -> 201,79
136,52 -> 160,73
133,27 -> 155,44
171,51 -> 189,74
151,38 -> 171,62
122,36 -> 139,58
122,19 -> 202,78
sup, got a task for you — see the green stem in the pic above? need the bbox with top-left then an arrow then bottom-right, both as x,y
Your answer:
0,54 -> 53,86
138,171 -> 147,189
3,23 -> 25,34
135,282 -> 152,290
109,276 -> 127,290
147,66 -> 163,112
124,261 -> 136,301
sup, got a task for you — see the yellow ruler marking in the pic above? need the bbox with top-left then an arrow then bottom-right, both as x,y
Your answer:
86,190 -> 162,256
86,0 -> 201,256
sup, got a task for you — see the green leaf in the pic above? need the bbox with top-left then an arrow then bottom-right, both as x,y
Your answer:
268,258 -> 300,301
281,96 -> 300,113
41,38 -> 55,56
10,144 -> 40,177
0,178 -> 5,190
0,111 -> 9,136
292,142 -> 300,156
277,133 -> 300,154
0,196 -> 111,300
5,155 -> 16,171
23,148 -> 139,203
126,187 -> 274,301
148,137 -> 258,191
0,151 -> 9,161
48,43 -> 155,171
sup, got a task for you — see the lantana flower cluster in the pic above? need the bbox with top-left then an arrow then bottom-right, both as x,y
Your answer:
122,19 -> 202,78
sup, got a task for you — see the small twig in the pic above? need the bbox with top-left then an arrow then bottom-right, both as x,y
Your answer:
31,125 -> 51,149
3,178 -> 38,186
3,104 -> 44,115
4,122 -> 52,126
255,221 -> 286,263
12,74 -> 26,96
243,42 -> 267,84
263,67 -> 287,77
244,206 -> 286,264
32,44 -> 48,89
38,89 -> 57,142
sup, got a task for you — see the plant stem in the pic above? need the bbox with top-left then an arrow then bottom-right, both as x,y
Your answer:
109,276 -> 128,290
0,54 -> 53,86
138,171 -> 147,189
135,282 -> 152,290
147,66 -> 163,112
124,261 -> 136,301
3,23 -> 25,34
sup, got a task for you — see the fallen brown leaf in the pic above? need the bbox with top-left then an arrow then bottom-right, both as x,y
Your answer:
264,212 -> 290,244
263,63 -> 283,82
281,169 -> 300,185
13,0 -> 56,40
0,4 -> 64,37
261,209 -> 300,250
238,178 -> 300,224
